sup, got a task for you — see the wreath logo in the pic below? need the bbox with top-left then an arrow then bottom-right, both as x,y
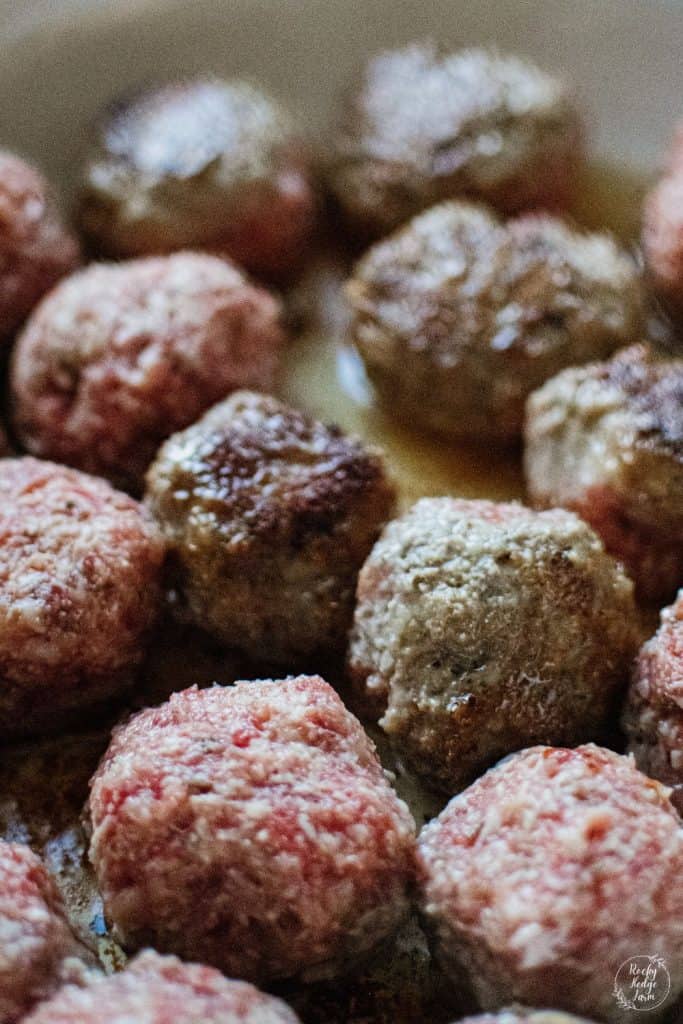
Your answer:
613,955 -> 671,1013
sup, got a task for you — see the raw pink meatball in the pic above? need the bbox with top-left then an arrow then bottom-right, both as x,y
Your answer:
88,677 -> 415,984
0,457 -> 164,738
79,78 -> 318,280
0,840 -> 91,1023
10,252 -> 285,489
623,590 -> 683,813
23,950 -> 301,1024
417,745 -> 683,1022
0,151 -> 80,342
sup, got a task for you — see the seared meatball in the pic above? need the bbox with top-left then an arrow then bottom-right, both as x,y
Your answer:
346,202 -> 643,443
145,391 -> 395,663
0,421 -> 10,455
11,252 -> 284,489
328,43 -> 581,239
347,497 -> 638,792
525,344 -> 683,602
0,840 -> 91,1023
623,590 -> 683,813
88,677 -> 415,983
456,1013 -> 596,1024
417,745 -> 683,1022
0,457 -> 164,738
23,950 -> 301,1024
0,151 -> 80,343
79,78 -> 318,279
643,125 -> 683,312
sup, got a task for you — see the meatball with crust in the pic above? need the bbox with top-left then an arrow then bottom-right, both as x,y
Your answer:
623,590 -> 683,813
525,344 -> 683,602
0,457 -> 164,738
347,497 -> 638,793
0,840 -> 92,1023
0,151 -> 80,343
79,77 -> 318,279
417,745 -> 683,1022
328,43 -> 581,240
88,677 -> 416,983
346,202 -> 644,444
146,391 -> 396,663
10,252 -> 285,490
23,950 -> 301,1024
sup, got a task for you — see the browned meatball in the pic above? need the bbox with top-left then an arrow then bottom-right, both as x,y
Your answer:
145,391 -> 395,663
0,840 -> 92,1023
23,950 -> 301,1024
622,590 -> 683,813
347,497 -> 638,793
417,745 -> 683,1022
79,78 -> 318,279
525,344 -> 683,603
346,202 -> 644,444
0,421 -> 10,455
0,457 -> 164,738
10,252 -> 285,490
88,678 -> 416,983
0,151 -> 80,343
328,43 -> 582,239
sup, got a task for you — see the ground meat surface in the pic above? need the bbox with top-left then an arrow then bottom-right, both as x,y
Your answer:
328,43 -> 581,239
417,744 -> 683,1022
10,252 -> 285,489
79,77 -> 318,279
0,150 -> 80,342
88,676 -> 415,984
145,391 -> 395,663
0,840 -> 91,1023
347,497 -> 638,792
346,202 -> 643,443
623,590 -> 683,813
0,457 -> 164,737
525,344 -> 683,602
23,950 -> 301,1024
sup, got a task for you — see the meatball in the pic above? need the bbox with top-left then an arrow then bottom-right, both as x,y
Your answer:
0,840 -> 91,1023
10,252 -> 285,489
524,344 -> 683,602
643,125 -> 683,312
346,202 -> 643,444
23,950 -> 301,1024
0,420 -> 10,455
347,497 -> 638,792
417,745 -> 683,1022
79,77 -> 318,279
623,590 -> 683,813
88,677 -> 415,982
145,391 -> 396,663
0,457 -> 164,738
0,151 -> 80,343
328,43 -> 581,239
